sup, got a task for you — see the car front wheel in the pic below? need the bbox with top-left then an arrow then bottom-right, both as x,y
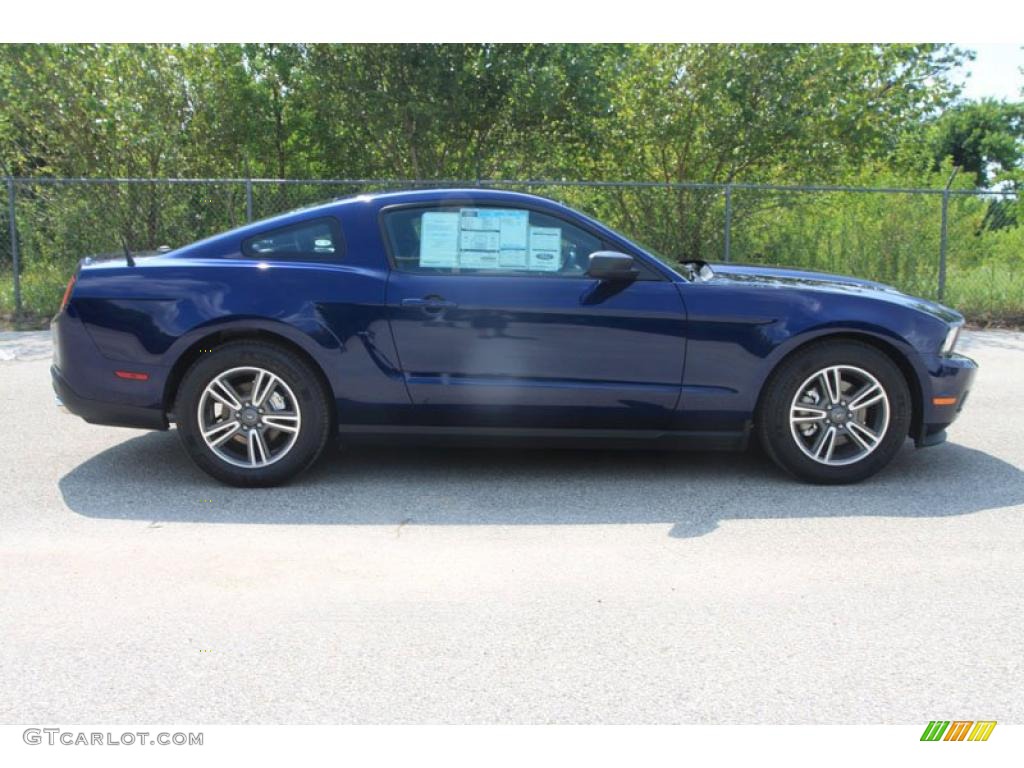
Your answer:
757,341 -> 912,484
174,341 -> 332,487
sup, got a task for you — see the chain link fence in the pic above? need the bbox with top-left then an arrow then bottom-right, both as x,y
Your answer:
1,177 -> 1021,322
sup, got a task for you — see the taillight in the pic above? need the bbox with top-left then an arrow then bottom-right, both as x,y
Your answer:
60,273 -> 77,312
114,370 -> 150,381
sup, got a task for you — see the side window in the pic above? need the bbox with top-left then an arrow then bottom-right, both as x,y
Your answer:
242,217 -> 343,260
383,206 -> 604,277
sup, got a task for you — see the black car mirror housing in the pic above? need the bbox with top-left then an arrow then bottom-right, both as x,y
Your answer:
587,251 -> 638,281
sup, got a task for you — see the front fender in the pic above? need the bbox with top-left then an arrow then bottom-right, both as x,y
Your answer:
675,282 -> 941,432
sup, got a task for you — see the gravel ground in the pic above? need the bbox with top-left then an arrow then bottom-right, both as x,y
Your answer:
0,330 -> 1022,724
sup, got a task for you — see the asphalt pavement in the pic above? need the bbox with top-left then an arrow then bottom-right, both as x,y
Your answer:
1,329 -> 1022,723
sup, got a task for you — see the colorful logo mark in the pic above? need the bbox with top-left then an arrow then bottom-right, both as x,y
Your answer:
920,721 -> 997,742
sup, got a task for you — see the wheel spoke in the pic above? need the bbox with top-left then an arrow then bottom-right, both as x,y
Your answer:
251,371 -> 280,407
848,382 -> 884,412
247,428 -> 269,466
791,404 -> 828,422
203,420 -> 241,447
818,367 -> 842,404
262,412 -> 299,433
847,421 -> 880,451
208,377 -> 243,411
812,425 -> 838,461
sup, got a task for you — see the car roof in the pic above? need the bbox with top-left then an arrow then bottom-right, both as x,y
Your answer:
351,187 -> 567,207
291,187 -> 577,218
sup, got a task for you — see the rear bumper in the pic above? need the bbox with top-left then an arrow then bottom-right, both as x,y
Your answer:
52,364 -> 168,430
50,307 -> 169,431
914,352 -> 977,448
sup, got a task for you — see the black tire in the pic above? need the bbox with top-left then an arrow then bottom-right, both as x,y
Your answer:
174,340 -> 332,487
757,340 -> 912,484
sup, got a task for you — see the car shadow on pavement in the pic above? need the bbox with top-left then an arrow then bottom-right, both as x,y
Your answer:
58,431 -> 1024,538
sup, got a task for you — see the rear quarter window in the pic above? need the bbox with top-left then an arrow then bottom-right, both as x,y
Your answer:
241,217 -> 344,261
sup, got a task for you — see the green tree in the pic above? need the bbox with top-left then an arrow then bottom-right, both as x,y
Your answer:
578,44 -> 970,258
296,43 -> 616,179
930,99 -> 1024,187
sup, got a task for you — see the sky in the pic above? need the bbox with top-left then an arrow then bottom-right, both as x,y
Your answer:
955,43 -> 1024,101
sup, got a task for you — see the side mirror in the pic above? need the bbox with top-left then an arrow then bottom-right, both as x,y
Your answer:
587,251 -> 638,281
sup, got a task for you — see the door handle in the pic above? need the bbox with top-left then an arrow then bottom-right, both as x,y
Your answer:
402,296 -> 457,313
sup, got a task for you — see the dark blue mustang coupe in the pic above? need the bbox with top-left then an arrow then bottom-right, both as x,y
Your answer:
51,188 -> 977,486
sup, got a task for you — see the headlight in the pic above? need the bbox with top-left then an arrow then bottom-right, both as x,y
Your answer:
941,323 -> 962,355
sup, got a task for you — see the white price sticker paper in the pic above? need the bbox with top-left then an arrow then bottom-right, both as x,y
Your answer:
419,212 -> 460,268
528,226 -> 562,271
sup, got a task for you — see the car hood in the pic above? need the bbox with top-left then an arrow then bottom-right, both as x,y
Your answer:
703,262 -> 963,324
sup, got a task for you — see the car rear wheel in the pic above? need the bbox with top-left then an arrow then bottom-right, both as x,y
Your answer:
174,341 -> 332,487
757,341 -> 912,484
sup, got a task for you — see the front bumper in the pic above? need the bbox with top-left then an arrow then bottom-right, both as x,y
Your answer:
913,352 -> 977,448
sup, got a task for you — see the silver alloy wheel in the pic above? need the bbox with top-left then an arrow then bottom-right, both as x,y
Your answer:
197,366 -> 302,469
789,364 -> 890,467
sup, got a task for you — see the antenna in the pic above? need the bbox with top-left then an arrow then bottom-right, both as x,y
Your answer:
121,237 -> 135,267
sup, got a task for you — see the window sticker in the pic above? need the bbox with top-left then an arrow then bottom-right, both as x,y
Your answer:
528,226 -> 562,271
458,208 -> 530,269
419,211 -> 460,267
418,208 -> 560,272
